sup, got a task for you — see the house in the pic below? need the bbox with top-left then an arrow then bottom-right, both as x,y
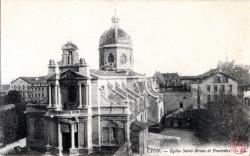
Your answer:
181,70 -> 238,108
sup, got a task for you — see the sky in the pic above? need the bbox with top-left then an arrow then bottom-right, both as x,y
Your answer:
2,0 -> 250,84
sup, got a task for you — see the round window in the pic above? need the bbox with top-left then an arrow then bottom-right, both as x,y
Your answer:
108,33 -> 112,38
120,34 -> 124,39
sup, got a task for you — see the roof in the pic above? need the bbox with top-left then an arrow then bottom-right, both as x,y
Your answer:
200,70 -> 236,81
130,121 -> 148,131
61,41 -> 78,50
90,69 -> 144,78
162,73 -> 179,80
154,72 -> 182,86
99,17 -> 132,48
180,76 -> 201,81
11,76 -> 47,85
11,76 -> 45,84
180,69 -> 236,82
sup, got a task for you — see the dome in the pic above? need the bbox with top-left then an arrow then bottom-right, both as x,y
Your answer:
61,41 -> 78,51
99,17 -> 132,48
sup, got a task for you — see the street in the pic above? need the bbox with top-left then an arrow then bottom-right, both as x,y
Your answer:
160,128 -> 202,146
147,128 -> 202,149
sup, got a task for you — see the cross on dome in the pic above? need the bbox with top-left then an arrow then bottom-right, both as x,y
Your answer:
111,16 -> 119,27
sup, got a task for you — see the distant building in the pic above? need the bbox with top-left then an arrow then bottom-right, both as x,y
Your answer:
154,70 -> 238,129
153,72 -> 190,92
0,84 -> 10,96
10,77 -> 47,103
153,72 -> 195,115
181,70 -> 238,108
30,77 -> 47,103
154,70 -> 238,113
10,77 -> 33,102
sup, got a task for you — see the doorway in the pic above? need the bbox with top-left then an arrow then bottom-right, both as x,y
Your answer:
62,132 -> 71,152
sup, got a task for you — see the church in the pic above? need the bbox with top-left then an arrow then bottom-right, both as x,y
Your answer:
25,16 -> 164,155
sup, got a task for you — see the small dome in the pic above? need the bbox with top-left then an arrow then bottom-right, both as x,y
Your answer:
61,41 -> 78,51
99,17 -> 132,48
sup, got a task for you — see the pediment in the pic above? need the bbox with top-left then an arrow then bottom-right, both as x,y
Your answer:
47,70 -> 88,81
60,70 -> 88,80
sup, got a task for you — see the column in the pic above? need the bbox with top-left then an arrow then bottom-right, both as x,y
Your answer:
78,83 -> 82,108
55,82 -> 58,108
46,119 -> 51,148
58,84 -> 61,110
48,84 -> 52,108
70,123 -> 75,150
78,122 -> 85,149
126,116 -> 131,155
86,84 -> 89,106
58,123 -> 63,154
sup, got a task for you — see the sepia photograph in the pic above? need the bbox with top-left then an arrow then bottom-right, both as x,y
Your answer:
1,0 -> 250,155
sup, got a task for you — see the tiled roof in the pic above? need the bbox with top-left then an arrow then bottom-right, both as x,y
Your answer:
180,69 -> 236,81
130,121 -> 148,131
11,76 -> 47,84
162,73 -> 179,80
180,76 -> 201,81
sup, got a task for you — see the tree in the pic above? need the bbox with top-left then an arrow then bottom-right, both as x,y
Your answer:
5,90 -> 22,104
217,60 -> 250,87
195,94 -> 250,144
0,108 -> 18,145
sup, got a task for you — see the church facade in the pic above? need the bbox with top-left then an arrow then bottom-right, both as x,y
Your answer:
26,16 -> 164,155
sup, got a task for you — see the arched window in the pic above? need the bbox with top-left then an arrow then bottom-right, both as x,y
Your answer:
108,53 -> 114,64
34,119 -> 44,140
67,51 -> 73,65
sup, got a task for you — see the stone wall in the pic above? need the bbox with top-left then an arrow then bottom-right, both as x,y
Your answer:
162,92 -> 195,114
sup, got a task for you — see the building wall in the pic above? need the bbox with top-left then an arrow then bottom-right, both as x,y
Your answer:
27,116 -> 47,149
162,92 -> 195,114
91,81 -> 98,107
92,117 -> 100,146
190,73 -> 238,106
31,81 -> 47,103
10,78 -> 32,102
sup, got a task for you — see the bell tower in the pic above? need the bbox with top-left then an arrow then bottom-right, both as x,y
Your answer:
61,41 -> 79,66
99,17 -> 133,71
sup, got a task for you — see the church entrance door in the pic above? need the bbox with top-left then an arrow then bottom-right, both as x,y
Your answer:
62,132 -> 71,152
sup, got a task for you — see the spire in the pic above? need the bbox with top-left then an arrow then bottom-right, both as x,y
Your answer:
111,0 -> 119,42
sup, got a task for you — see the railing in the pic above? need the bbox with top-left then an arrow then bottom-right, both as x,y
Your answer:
97,106 -> 129,115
